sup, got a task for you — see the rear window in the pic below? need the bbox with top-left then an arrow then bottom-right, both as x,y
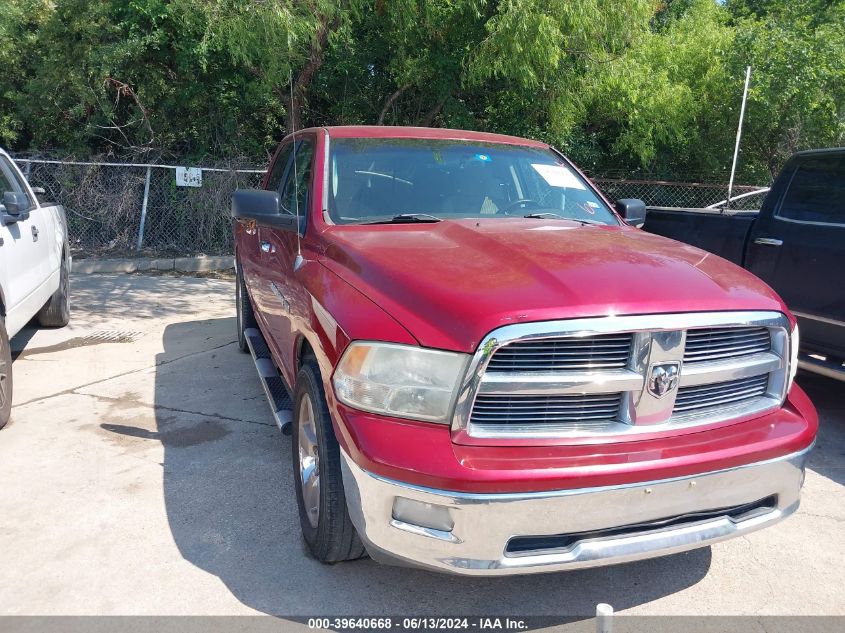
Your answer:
327,138 -> 617,225
778,156 -> 845,225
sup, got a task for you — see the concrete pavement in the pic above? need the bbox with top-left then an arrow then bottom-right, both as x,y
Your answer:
0,273 -> 842,617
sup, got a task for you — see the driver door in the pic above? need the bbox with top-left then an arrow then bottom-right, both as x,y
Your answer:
259,137 -> 315,385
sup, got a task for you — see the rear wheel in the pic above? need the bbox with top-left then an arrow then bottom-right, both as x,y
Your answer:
38,251 -> 70,327
0,318 -> 13,430
292,356 -> 366,563
236,263 -> 257,353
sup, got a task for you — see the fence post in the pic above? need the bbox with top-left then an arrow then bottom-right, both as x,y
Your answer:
136,165 -> 152,253
24,160 -> 31,180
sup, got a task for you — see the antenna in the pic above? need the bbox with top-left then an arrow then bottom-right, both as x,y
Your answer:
289,68 -> 304,271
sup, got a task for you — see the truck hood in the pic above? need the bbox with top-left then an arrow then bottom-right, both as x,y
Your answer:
320,219 -> 787,353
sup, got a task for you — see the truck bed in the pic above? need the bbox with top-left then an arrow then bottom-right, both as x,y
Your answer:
643,207 -> 758,266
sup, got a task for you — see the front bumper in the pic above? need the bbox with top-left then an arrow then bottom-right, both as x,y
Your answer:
341,445 -> 811,576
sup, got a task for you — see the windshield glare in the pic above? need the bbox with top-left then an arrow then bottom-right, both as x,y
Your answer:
328,138 -> 618,226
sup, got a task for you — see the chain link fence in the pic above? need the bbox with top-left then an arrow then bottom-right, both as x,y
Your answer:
12,157 -> 770,259
15,158 -> 264,258
592,177 -> 770,210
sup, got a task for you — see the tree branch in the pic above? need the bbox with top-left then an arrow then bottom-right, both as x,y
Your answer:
286,14 -> 339,132
418,95 -> 447,127
377,84 -> 410,124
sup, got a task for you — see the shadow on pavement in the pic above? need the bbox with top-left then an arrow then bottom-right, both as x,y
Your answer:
70,273 -> 236,323
797,372 -> 845,487
109,317 -> 712,619
9,326 -> 37,359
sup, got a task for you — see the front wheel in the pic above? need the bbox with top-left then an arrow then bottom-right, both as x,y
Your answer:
0,318 -> 13,430
292,356 -> 366,563
38,251 -> 71,327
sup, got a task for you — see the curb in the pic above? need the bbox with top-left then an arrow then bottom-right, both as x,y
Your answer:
72,256 -> 235,274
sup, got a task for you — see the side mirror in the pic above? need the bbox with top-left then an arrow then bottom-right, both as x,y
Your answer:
231,189 -> 297,230
614,198 -> 646,228
1,191 -> 31,223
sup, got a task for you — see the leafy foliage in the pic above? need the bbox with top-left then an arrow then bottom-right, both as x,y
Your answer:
0,0 -> 842,180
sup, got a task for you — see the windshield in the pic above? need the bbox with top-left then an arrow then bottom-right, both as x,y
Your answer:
327,138 -> 618,225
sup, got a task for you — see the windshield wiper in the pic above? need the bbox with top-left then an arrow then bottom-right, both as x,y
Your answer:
362,213 -> 442,225
523,212 -> 604,226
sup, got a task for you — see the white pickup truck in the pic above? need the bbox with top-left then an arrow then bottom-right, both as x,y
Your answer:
0,148 -> 71,429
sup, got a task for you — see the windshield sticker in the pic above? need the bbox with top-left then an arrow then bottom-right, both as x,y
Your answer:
530,164 -> 586,190
578,201 -> 597,215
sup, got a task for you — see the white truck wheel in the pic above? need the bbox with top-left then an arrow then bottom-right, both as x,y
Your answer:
0,318 -> 12,430
37,251 -> 70,328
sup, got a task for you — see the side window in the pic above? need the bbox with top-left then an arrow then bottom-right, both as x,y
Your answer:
280,139 -> 314,222
778,156 -> 845,225
0,157 -> 35,211
266,143 -> 294,193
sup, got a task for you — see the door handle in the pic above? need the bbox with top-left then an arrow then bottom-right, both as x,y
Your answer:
260,241 -> 276,254
31,225 -> 39,241
754,237 -> 783,247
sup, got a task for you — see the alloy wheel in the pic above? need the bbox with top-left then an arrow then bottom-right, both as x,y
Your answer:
297,393 -> 321,528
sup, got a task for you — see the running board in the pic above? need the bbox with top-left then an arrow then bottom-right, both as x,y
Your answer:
244,328 -> 294,434
799,353 -> 845,382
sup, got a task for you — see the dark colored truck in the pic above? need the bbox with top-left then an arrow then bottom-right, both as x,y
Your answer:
645,148 -> 845,381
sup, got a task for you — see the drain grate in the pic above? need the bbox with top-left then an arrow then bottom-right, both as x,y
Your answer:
13,329 -> 147,359
83,330 -> 145,344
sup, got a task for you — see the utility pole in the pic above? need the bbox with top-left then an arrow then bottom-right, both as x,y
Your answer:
726,66 -> 752,212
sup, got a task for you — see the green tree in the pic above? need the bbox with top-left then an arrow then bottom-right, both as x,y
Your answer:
727,0 -> 845,179
0,0 -> 52,145
572,0 -> 738,176
188,0 -> 366,133
0,0 -> 842,182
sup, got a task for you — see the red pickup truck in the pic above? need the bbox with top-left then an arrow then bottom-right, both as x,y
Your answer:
232,126 -> 817,575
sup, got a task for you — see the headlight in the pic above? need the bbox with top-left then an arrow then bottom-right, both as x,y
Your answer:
788,322 -> 799,393
333,342 -> 469,423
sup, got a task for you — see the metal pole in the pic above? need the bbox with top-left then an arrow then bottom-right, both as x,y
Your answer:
24,160 -> 32,180
596,603 -> 613,633
726,66 -> 752,212
136,166 -> 152,253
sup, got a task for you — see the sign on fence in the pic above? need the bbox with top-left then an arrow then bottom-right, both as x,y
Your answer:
176,167 -> 203,188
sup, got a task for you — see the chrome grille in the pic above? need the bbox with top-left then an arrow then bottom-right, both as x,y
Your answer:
470,393 -> 622,429
454,311 -> 790,441
684,326 -> 770,363
673,375 -> 769,414
486,334 -> 632,372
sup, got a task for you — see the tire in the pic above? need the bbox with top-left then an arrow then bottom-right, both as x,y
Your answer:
292,356 -> 366,563
236,263 -> 257,353
0,318 -> 12,430
38,251 -> 71,327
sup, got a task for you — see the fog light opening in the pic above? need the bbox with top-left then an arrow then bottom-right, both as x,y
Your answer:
392,497 -> 454,532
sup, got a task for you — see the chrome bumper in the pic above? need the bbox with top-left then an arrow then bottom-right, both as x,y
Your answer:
341,446 -> 811,576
